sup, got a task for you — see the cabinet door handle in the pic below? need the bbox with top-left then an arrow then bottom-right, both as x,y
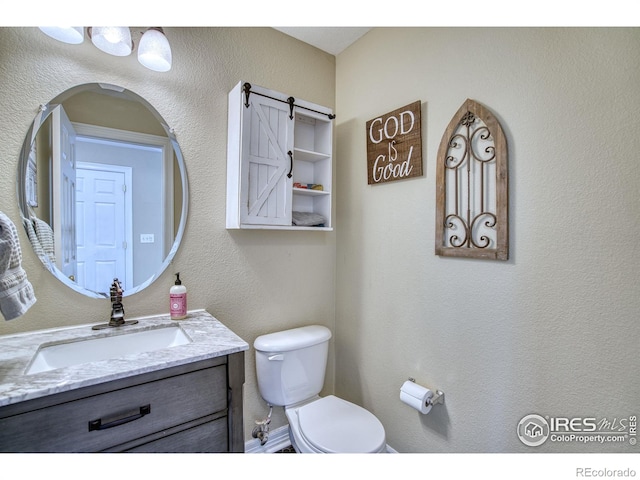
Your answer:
287,151 -> 293,178
88,404 -> 151,432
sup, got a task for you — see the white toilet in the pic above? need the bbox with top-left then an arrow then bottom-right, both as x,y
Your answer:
254,325 -> 386,453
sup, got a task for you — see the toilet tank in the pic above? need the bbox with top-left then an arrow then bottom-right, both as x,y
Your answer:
254,325 -> 332,406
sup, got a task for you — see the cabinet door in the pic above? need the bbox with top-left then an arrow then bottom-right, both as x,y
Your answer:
240,92 -> 293,226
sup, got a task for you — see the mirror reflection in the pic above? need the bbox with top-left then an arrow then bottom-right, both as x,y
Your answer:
18,83 -> 188,298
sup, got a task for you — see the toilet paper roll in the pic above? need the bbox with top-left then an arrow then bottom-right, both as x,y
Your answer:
400,380 -> 433,414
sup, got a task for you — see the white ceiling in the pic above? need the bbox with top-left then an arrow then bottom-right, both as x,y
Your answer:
273,27 -> 372,55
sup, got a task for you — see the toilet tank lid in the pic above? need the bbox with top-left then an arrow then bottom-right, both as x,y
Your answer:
254,325 -> 332,352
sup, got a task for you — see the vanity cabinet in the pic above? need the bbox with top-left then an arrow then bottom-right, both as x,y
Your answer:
226,81 -> 334,230
0,353 -> 244,453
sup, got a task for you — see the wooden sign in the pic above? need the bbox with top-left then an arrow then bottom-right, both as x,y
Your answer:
366,101 -> 423,185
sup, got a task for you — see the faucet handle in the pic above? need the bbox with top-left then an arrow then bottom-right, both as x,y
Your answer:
110,278 -> 123,302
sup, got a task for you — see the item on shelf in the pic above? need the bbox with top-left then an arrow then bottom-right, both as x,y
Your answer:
293,183 -> 324,191
292,211 -> 326,227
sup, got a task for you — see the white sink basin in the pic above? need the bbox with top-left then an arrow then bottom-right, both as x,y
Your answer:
26,326 -> 192,375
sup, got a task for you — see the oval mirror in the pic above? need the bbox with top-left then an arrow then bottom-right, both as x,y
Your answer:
17,83 -> 188,298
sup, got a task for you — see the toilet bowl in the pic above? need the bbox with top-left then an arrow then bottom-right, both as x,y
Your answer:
254,325 -> 387,453
285,395 -> 386,453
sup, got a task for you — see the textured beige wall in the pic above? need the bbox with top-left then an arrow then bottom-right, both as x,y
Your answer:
0,27 -> 336,442
3,26 -> 640,454
335,27 -> 640,452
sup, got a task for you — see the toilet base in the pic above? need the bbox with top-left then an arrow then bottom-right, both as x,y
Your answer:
287,427 -> 302,453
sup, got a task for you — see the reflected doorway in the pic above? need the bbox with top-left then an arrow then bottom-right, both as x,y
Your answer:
76,162 -> 133,292
74,132 -> 166,291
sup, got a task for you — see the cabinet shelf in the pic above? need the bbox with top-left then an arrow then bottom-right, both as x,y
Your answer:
239,224 -> 332,231
293,147 -> 330,162
293,187 -> 330,196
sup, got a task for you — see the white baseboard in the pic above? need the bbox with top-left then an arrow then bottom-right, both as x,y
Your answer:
244,425 -> 292,453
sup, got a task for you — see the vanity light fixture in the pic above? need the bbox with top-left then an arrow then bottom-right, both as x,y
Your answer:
38,26 -> 172,73
38,27 -> 84,44
137,27 -> 172,72
89,27 -> 133,56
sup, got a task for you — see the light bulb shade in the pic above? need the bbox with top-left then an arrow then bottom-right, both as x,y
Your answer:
138,28 -> 172,72
91,27 -> 132,56
39,27 -> 84,44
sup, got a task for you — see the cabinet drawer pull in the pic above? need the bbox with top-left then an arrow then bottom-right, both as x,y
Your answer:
88,404 -> 151,432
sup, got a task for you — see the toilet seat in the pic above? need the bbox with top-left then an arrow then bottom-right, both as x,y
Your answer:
293,395 -> 386,453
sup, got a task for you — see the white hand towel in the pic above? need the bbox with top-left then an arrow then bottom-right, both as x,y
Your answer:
292,211 -> 326,226
32,216 -> 56,264
0,212 -> 36,320
23,216 -> 47,264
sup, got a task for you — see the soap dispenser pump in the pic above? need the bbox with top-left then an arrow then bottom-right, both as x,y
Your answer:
170,273 -> 187,320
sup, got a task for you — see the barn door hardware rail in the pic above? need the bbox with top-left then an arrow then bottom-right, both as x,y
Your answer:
243,82 -> 336,120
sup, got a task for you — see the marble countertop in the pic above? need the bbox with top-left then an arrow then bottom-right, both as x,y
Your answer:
0,309 -> 249,407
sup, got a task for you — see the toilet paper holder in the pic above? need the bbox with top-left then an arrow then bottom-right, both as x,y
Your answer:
407,377 -> 445,407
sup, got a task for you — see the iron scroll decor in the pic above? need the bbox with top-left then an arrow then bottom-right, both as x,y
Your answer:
366,101 -> 423,185
435,99 -> 509,260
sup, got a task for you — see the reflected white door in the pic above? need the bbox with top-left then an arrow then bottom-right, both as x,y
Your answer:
75,163 -> 133,292
52,106 -> 77,281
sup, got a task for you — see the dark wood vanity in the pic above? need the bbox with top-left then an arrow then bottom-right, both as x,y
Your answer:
0,352 -> 244,452
0,311 -> 248,453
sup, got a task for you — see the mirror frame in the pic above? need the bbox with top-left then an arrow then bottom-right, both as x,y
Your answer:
16,83 -> 189,298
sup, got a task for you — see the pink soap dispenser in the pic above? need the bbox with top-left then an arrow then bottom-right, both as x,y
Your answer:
170,273 -> 187,320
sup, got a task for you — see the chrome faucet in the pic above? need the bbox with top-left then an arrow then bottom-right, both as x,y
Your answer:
92,278 -> 138,330
109,278 -> 125,326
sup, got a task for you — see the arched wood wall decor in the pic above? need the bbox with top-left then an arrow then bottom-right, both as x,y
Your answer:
435,99 -> 508,260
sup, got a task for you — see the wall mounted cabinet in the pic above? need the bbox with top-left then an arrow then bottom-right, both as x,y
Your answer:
226,81 -> 334,230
